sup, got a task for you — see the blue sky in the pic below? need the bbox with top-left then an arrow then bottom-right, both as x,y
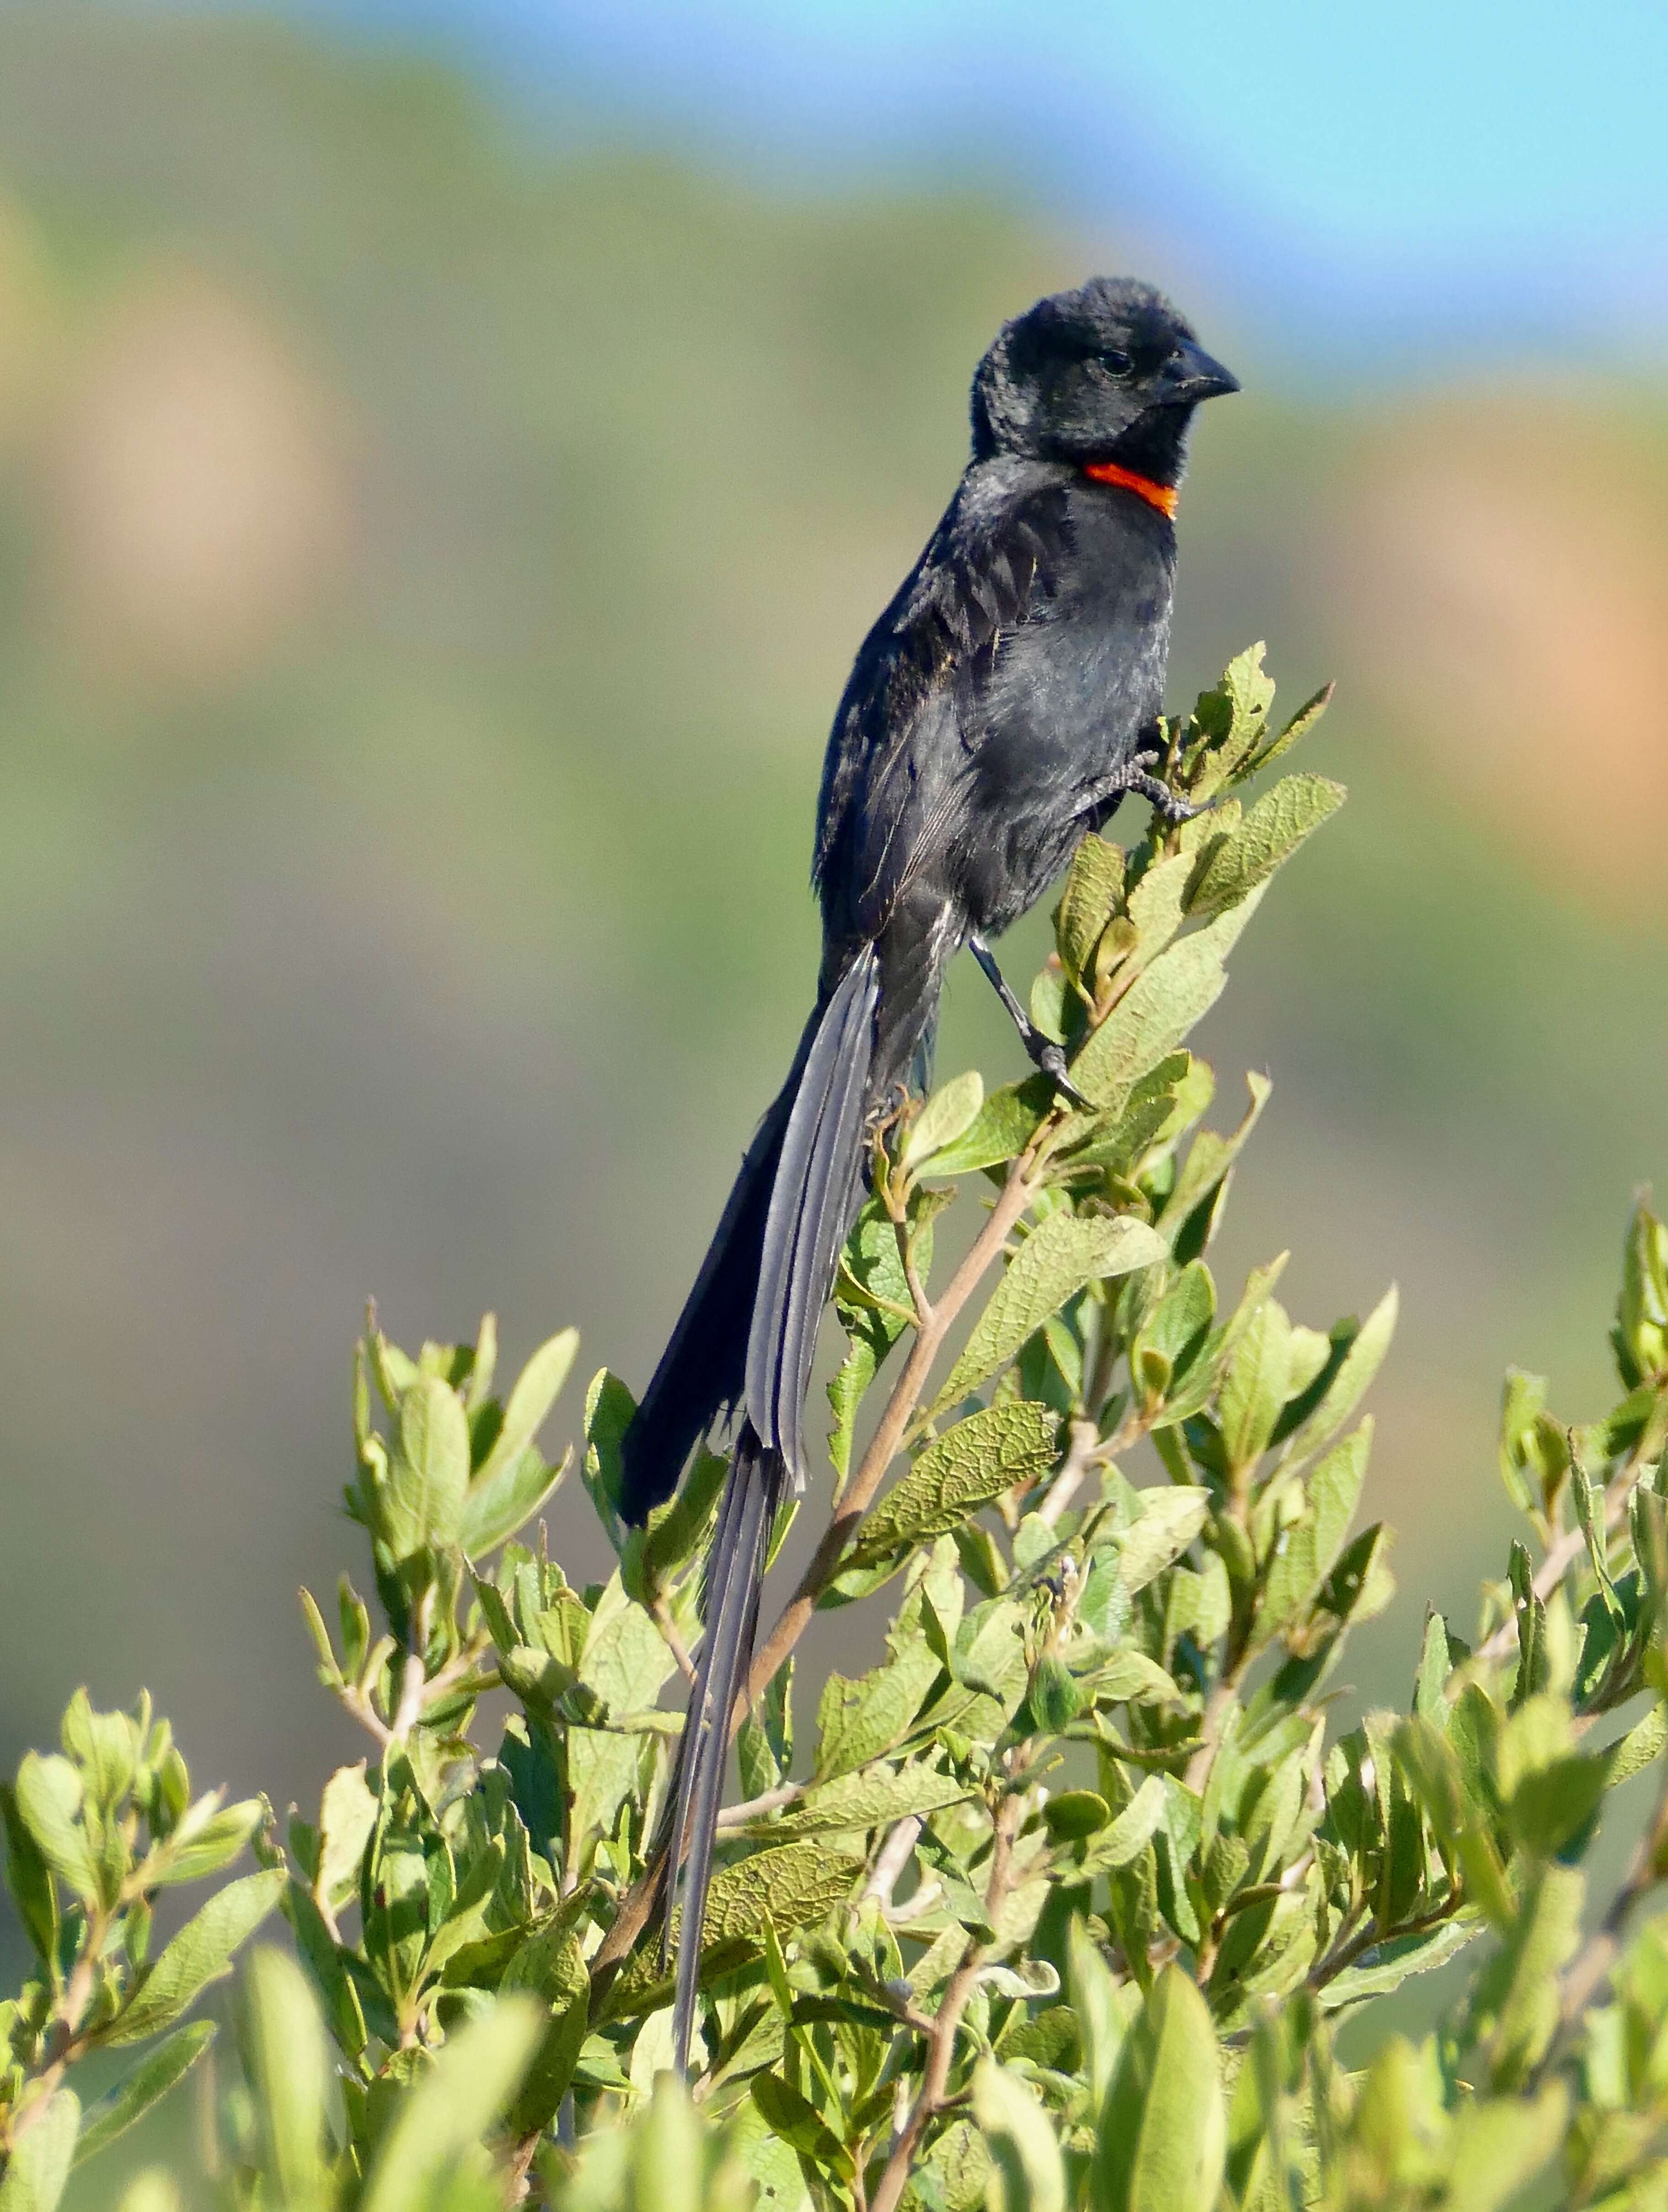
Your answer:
226,0 -> 1668,372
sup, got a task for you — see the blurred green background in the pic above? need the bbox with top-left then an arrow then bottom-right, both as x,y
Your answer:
0,0 -> 1665,1942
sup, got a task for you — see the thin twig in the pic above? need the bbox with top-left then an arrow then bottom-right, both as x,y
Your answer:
390,1589 -> 437,1744
886,1182 -> 936,1330
865,1817 -> 924,1906
333,1680 -> 394,1748
8,1910 -> 107,2144
652,1595 -> 700,1687
869,1772 -> 1031,2212
1038,1416 -> 1101,1529
714,1781 -> 802,1831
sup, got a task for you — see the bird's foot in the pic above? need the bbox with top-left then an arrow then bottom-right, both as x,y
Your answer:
1123,749 -> 1203,825
1083,749 -> 1204,829
967,930 -> 1091,1108
1028,1033 -> 1091,1111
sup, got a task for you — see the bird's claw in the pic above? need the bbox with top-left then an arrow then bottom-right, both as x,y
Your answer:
1032,1037 -> 1091,1111
1124,757 -> 1203,824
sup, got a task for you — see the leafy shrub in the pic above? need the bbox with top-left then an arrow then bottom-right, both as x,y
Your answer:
4,647 -> 1668,2212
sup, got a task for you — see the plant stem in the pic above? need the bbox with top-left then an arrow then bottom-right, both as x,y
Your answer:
1474,1453 -> 1648,1668
746,1145 -> 1049,1711
865,1817 -> 925,1906
869,1771 -> 1030,2212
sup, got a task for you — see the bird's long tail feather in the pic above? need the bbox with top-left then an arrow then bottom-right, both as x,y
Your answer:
747,945 -> 879,1479
620,945 -> 881,1521
665,1424 -> 787,2074
629,944 -> 883,2074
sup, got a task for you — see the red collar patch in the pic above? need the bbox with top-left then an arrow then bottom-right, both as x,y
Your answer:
1081,459 -> 1178,519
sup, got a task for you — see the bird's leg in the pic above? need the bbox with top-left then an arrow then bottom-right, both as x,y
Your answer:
1081,747 -> 1203,827
967,933 -> 1089,1108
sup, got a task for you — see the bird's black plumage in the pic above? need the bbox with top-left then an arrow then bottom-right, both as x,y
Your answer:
616,275 -> 1237,2072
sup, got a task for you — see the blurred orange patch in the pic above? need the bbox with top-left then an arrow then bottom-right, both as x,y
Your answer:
1336,391 -> 1668,889
39,268 -> 353,689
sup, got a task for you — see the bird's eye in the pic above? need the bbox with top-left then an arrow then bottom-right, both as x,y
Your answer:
1101,347 -> 1133,376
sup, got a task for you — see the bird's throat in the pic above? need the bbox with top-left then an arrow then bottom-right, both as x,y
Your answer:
1081,459 -> 1177,519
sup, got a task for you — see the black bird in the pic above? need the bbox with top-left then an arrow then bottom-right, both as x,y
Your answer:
617,277 -> 1238,2069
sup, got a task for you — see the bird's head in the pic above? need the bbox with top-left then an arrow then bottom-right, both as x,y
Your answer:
970,278 -> 1238,485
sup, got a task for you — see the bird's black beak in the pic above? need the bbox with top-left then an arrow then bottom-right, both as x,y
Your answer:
1158,337 -> 1240,405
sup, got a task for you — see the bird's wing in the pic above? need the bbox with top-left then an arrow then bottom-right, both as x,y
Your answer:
813,468 -> 1074,938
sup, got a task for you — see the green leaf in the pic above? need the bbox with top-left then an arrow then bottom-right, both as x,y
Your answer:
827,1331 -> 878,1487
105,1869 -> 285,2046
501,1919 -> 589,2135
1252,679 -> 1332,770
13,1753 -> 99,1907
1116,1489 -> 1211,1594
1130,1261 -> 1216,1404
1079,1776 -> 1168,1875
1094,1964 -> 1225,2212
1570,1449 -> 1622,1624
384,1376 -> 471,1558
315,1761 -> 379,1910
1256,1424 -> 1372,1646
903,1070 -> 985,1172
235,1948 -> 330,2203
61,1693 -> 138,1814
1056,834 -> 1126,982
689,1843 -> 862,1950
582,1366 -> 635,1535
1468,1863 -> 1583,2088
1217,1297 -> 1292,1472
738,1761 -> 969,1838
642,1446 -> 730,1582
0,1782 -> 59,1963
1069,892 -> 1266,1110
851,1403 -> 1058,1560
149,1796 -> 265,1887
71,2022 -> 215,2171
1444,2086 -> 1568,2212
473,1328 -> 577,1487
920,1076 -> 1052,1179
1505,1750 -> 1607,1859
1317,1915 -> 1482,2011
738,1658 -> 795,1800
1186,774 -> 1345,918
1068,1916 -> 1132,2110
973,2059 -> 1066,2212
730,2095 -> 814,2211
1222,640 -> 1277,745
750,2073 -> 853,2182
284,1879 -> 369,2061
633,2074 -> 715,2209
460,1444 -> 570,1559
813,1642 -> 941,1779
0,2090 -> 80,2212
577,1572 -> 678,1720
1602,1702 -> 1668,1788
931,1213 -> 1164,1414
359,1995 -> 544,2212
1280,1287 -> 1398,1467
1157,1076 -> 1271,1254
112,2179 -> 182,2212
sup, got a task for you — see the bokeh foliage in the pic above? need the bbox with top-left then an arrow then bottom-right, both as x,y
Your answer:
4,651 -> 1668,2209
